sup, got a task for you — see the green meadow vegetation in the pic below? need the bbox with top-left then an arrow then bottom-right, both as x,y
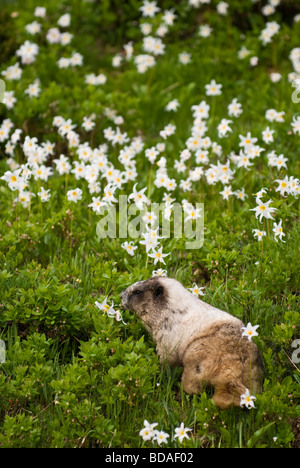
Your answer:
0,0 -> 299,448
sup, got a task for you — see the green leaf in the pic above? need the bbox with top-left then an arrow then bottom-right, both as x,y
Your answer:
246,422 -> 275,449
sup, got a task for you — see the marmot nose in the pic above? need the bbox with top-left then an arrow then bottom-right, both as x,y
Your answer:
120,289 -> 128,305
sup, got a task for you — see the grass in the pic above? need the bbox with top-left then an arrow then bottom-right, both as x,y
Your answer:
0,0 -> 299,448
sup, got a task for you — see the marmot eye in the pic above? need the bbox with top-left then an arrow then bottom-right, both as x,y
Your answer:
133,289 -> 142,296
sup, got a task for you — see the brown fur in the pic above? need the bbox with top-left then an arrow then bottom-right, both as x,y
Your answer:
180,323 -> 264,409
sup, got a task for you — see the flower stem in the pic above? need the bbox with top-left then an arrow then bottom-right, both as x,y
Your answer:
260,219 -> 265,272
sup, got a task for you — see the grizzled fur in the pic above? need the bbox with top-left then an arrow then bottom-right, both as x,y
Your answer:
121,277 -> 264,410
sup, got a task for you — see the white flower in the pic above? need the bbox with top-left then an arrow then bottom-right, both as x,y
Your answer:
121,241 -> 138,256
82,116 -> 96,132
234,188 -> 248,201
25,80 -> 41,98
152,430 -> 169,446
1,168 -> 23,191
270,72 -> 281,82
262,4 -> 275,16
139,420 -> 158,441
192,102 -> 210,121
25,21 -> 42,35
128,184 -> 149,210
235,151 -> 253,170
220,185 -> 233,200
189,283 -> 205,296
86,73 -> 107,85
217,1 -> 229,15
148,246 -> 170,265
273,220 -> 286,242
46,27 -> 61,43
160,124 -> 176,139
140,227 -> 162,253
262,127 -> 275,144
112,54 -> 123,68
239,132 -> 257,149
95,297 -> 115,318
217,118 -> 233,138
16,40 -> 39,64
205,79 -> 222,96
145,147 -> 159,164
266,150 -> 288,171
152,269 -> 167,277
95,298 -> 126,324
259,21 -> 280,45
240,389 -> 256,409
252,229 -> 266,242
15,191 -> 35,207
266,108 -> 285,123
178,52 -> 191,64
143,36 -> 165,56
2,63 -> 22,81
2,91 -> 17,109
58,119 -> 76,136
139,1 -> 160,18
165,99 -> 180,112
60,32 -> 73,45
250,199 -> 277,222
228,98 -> 243,117
38,187 -> 51,202
142,211 -> 158,227
34,7 -> 46,18
32,165 -> 54,182
241,323 -> 259,341
124,41 -> 134,59
57,57 -> 70,68
162,9 -> 176,26
198,24 -> 213,38
291,116 -> 300,136
54,154 -> 71,175
238,46 -> 251,60
185,206 -> 202,221
288,177 -> 300,197
70,52 -> 83,66
103,184 -> 118,205
67,188 -> 83,203
250,56 -> 259,67
274,176 -> 290,197
0,126 -> 10,143
254,188 -> 268,200
174,422 -> 192,443
88,196 -> 106,214
58,13 -> 71,28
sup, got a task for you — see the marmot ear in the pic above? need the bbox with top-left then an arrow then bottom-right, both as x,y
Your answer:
154,285 -> 164,297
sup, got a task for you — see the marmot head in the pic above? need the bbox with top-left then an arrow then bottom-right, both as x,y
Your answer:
120,277 -> 196,330
120,277 -> 167,322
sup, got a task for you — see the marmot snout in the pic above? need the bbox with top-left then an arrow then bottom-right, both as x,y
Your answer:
121,277 -> 264,410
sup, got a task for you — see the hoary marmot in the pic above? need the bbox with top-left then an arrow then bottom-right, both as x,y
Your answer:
120,277 -> 264,410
